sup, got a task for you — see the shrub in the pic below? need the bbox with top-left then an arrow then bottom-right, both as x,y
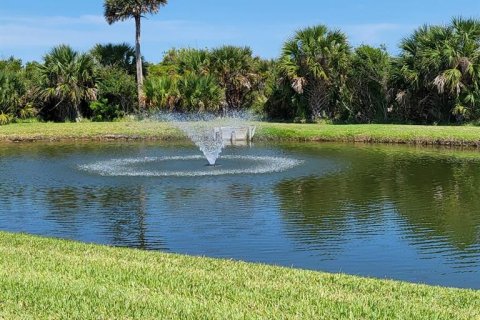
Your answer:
96,66 -> 137,114
0,113 -> 13,125
89,99 -> 123,121
177,74 -> 224,112
144,76 -> 179,110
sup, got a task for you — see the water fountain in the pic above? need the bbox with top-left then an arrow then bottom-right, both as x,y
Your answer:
162,112 -> 256,166
80,112 -> 303,177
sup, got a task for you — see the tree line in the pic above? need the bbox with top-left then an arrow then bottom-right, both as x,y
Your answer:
0,17 -> 479,124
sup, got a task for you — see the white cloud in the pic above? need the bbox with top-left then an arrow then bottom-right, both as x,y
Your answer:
0,14 -> 417,61
0,15 -> 239,61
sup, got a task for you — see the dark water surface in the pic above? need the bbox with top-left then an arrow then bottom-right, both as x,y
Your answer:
1,141 -> 479,289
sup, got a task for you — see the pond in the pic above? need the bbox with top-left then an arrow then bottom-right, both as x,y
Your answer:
0,141 -> 479,289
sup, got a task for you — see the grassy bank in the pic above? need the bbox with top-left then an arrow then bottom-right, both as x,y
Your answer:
0,232 -> 479,319
3,122 -> 480,146
257,123 -> 480,146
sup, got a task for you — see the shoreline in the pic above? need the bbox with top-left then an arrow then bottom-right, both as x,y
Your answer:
2,122 -> 480,147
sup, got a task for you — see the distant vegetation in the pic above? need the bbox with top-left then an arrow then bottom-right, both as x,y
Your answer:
0,17 -> 479,125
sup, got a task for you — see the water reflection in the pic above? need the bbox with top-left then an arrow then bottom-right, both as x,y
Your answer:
276,145 -> 480,277
40,186 -> 159,250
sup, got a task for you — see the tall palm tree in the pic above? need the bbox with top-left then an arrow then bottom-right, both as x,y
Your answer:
36,45 -> 97,121
104,0 -> 168,110
280,25 -> 351,120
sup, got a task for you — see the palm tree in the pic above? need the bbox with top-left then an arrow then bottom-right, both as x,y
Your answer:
104,0 -> 168,110
90,43 -> 137,75
177,73 -> 224,112
280,25 -> 351,120
36,45 -> 97,121
394,18 -> 480,123
210,46 -> 259,111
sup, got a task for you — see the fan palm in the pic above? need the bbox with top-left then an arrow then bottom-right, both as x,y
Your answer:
177,73 -> 224,112
395,18 -> 480,123
91,43 -> 137,75
210,46 -> 259,111
280,25 -> 351,120
144,75 -> 179,110
104,0 -> 168,110
36,45 -> 97,121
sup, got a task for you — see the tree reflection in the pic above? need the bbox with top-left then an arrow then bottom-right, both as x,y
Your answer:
276,145 -> 480,254
43,185 -> 161,250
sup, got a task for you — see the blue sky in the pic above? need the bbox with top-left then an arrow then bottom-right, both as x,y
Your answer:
1,0 -> 479,63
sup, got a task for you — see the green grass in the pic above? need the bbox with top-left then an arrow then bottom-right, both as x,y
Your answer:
0,121 -> 185,142
257,123 -> 480,146
2,121 -> 480,146
0,232 -> 479,319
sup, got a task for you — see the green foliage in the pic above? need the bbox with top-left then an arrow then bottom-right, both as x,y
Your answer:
348,45 -> 391,123
145,73 -> 223,112
17,104 -> 38,120
0,69 -> 24,115
0,58 -> 38,121
148,46 -> 270,113
104,0 -> 169,110
91,43 -> 138,75
210,46 -> 261,110
144,75 -> 179,110
2,17 -> 480,125
0,113 -> 13,125
0,57 -> 22,73
89,99 -> 123,121
96,66 -> 138,114
393,18 -> 480,124
104,0 -> 168,23
279,25 -> 351,121
177,73 -> 224,112
165,48 -> 211,76
263,62 -> 308,121
35,45 -> 97,121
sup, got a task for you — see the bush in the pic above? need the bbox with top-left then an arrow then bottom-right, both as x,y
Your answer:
144,76 -> 179,110
0,63 -> 26,116
96,66 -> 137,114
177,74 -> 224,112
0,113 -> 13,125
89,99 -> 124,122
348,45 -> 391,123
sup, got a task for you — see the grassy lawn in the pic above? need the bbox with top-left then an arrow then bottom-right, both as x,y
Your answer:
257,123 -> 480,145
2,121 -> 480,146
0,232 -> 479,319
0,121 -> 185,142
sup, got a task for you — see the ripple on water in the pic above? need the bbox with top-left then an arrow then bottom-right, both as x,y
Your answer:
78,155 -> 304,177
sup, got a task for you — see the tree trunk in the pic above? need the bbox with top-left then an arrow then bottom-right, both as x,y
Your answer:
135,15 -> 145,111
308,81 -> 329,121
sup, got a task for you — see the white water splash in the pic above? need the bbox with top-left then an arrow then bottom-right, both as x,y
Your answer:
156,112 -> 257,165
79,155 -> 303,177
